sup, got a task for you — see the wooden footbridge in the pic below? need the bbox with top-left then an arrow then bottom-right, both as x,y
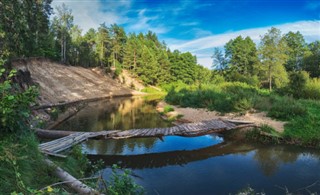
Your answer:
38,119 -> 254,155
37,119 -> 254,194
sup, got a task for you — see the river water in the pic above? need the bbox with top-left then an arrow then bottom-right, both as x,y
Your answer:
55,96 -> 320,194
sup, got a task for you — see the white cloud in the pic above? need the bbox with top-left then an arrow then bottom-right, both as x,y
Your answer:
126,9 -> 170,34
167,20 -> 320,68
51,0 -> 130,32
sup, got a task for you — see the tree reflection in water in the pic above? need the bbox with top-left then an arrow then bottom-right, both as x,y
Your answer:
55,96 -> 171,154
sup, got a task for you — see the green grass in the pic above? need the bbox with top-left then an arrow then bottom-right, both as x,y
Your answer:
141,86 -> 165,94
0,133 -> 58,194
283,100 -> 320,147
163,105 -> 174,113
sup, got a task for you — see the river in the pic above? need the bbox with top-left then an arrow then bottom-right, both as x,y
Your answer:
55,96 -> 320,194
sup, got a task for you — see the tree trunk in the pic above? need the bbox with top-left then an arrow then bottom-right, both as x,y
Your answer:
63,37 -> 66,63
113,52 -> 116,68
61,36 -> 63,63
44,159 -> 98,194
269,65 -> 272,91
133,49 -> 136,70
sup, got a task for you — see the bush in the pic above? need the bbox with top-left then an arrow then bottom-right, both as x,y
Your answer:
107,165 -> 144,195
163,105 -> 174,113
233,98 -> 253,112
141,86 -> 163,94
267,96 -> 307,120
0,60 -> 38,135
287,71 -> 309,98
304,78 -> 320,100
165,82 -> 259,113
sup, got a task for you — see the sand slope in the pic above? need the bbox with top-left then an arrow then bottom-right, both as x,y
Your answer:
12,58 -> 134,105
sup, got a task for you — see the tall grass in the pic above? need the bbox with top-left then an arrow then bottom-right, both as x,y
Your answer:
165,82 -> 263,113
0,134 -> 58,194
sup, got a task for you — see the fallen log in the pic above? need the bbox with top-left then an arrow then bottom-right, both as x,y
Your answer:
44,159 -> 98,194
35,128 -> 76,139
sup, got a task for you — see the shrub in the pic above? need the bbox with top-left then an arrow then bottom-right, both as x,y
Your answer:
107,165 -> 144,195
211,74 -> 225,84
0,61 -> 38,135
304,78 -> 320,100
141,86 -> 164,94
233,98 -> 253,112
287,71 -> 309,98
267,96 -> 307,120
163,105 -> 174,113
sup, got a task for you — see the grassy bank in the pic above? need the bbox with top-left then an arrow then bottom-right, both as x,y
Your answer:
0,133 -> 58,194
165,82 -> 320,148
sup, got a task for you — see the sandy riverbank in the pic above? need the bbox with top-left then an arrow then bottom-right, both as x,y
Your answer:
157,101 -> 286,132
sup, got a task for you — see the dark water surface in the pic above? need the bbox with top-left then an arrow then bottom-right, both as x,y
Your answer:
55,96 -> 320,194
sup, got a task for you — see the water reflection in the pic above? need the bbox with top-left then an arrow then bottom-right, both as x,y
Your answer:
55,96 -> 172,153
94,143 -> 320,194
55,96 -> 171,131
87,140 -> 253,169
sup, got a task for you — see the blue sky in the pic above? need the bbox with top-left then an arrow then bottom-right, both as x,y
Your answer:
52,0 -> 320,68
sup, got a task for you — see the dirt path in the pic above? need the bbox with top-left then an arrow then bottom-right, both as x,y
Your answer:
158,101 -> 286,133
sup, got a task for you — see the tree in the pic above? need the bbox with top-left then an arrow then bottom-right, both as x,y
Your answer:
169,50 -> 197,84
211,47 -> 227,70
259,27 -> 289,90
109,24 -> 127,68
224,36 -> 258,76
123,33 -> 140,71
0,0 -> 53,58
52,3 -> 73,63
95,23 -> 111,67
69,25 -> 82,65
283,31 -> 308,71
303,41 -> 320,78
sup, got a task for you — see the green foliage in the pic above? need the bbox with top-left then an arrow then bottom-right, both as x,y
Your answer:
303,40 -> 320,78
304,78 -> 320,100
141,87 -> 164,94
165,82 -> 259,113
0,0 -> 53,58
0,134 -> 58,194
211,74 -> 225,84
107,165 -> 144,195
49,108 -> 60,121
259,27 -> 289,90
53,145 -> 89,179
279,71 -> 320,100
0,62 -> 38,135
283,31 -> 308,71
287,71 -> 309,98
224,36 -> 259,76
267,96 -> 307,120
163,105 -> 174,113
283,100 -> 320,147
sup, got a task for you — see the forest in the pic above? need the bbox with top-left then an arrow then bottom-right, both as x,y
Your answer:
0,0 -> 320,194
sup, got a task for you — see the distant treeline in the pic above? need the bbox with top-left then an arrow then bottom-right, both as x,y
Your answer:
0,1 -> 319,89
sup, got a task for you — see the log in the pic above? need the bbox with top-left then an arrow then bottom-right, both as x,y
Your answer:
44,159 -> 98,194
35,128 -> 76,139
